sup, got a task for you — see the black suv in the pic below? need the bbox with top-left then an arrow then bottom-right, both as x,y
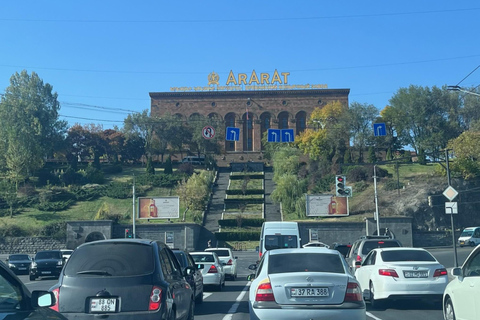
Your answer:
173,249 -> 204,304
345,236 -> 402,272
7,254 -> 33,275
30,250 -> 64,280
49,239 -> 195,320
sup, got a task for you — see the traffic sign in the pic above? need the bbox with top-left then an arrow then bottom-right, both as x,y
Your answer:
267,129 -> 281,142
373,123 -> 387,137
445,202 -> 458,214
443,186 -> 458,201
225,127 -> 240,141
281,129 -> 295,142
202,126 -> 215,139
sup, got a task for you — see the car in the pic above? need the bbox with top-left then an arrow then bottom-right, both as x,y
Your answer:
60,249 -> 74,262
333,243 -> 352,258
205,247 -> 238,280
190,251 -> 225,291
457,226 -> 480,247
345,236 -> 402,272
248,247 -> 366,320
354,247 -> 448,309
6,253 -> 33,275
173,249 -> 204,304
302,241 -> 330,248
443,244 -> 480,320
30,250 -> 65,281
49,239 -> 195,320
0,260 -> 66,319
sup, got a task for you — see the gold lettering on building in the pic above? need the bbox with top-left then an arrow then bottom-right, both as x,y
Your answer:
249,70 -> 260,85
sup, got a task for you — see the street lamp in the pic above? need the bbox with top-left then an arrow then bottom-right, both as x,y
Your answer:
447,85 -> 480,97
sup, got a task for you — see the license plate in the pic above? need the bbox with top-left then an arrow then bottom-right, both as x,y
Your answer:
90,298 -> 117,313
41,271 -> 51,274
460,241 -> 465,245
18,268 -> 27,270
404,271 -> 428,278
291,287 -> 329,297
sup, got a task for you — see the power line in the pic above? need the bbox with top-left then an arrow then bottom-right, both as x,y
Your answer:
1,8 -> 479,23
456,64 -> 480,86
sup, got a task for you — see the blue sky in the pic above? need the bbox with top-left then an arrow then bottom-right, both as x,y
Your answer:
1,1 -> 480,129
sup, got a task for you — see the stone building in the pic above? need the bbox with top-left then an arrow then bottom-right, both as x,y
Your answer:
150,88 -> 350,154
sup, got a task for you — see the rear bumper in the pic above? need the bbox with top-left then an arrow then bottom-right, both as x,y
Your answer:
374,278 -> 448,300
202,273 -> 223,286
60,310 -> 166,320
30,266 -> 62,278
250,302 -> 366,320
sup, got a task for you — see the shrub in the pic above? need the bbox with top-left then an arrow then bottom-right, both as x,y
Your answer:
104,182 -> 131,199
354,181 -> 369,193
61,166 -> 83,185
84,165 -> 105,184
37,200 -> 74,211
383,179 -> 405,191
164,156 -> 173,175
177,163 -> 194,175
40,221 -> 67,240
36,168 -> 61,186
69,185 -> 104,201
345,166 -> 369,182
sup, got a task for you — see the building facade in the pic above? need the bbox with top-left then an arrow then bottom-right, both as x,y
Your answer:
150,88 -> 350,153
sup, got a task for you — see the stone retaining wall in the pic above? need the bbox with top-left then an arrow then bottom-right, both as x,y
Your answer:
0,237 -> 65,254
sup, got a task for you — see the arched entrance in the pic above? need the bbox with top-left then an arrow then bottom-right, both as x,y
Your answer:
85,232 -> 106,243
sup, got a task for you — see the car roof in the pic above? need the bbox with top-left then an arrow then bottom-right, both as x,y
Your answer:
190,251 -> 215,255
269,247 -> 340,255
374,247 -> 426,252
205,247 -> 231,250
76,238 -> 158,249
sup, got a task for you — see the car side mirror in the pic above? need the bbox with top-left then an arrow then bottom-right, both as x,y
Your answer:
31,291 -> 55,308
452,267 -> 462,277
184,266 -> 195,277
248,263 -> 258,270
196,264 -> 204,270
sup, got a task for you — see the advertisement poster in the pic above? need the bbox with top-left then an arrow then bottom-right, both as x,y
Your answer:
306,194 -> 349,217
138,197 -> 180,219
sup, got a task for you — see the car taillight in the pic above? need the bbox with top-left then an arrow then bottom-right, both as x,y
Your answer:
259,252 -> 262,259
226,259 -> 233,265
379,269 -> 399,277
149,286 -> 162,311
255,282 -> 275,301
208,265 -> 218,273
344,282 -> 362,302
355,255 -> 362,267
50,288 -> 60,312
434,268 -> 448,277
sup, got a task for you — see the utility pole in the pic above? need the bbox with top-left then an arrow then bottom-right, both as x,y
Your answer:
374,165 -> 380,235
445,149 -> 458,267
132,174 -> 136,239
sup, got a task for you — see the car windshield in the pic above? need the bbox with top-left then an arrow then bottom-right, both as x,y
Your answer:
461,231 -> 474,237
361,240 -> 401,255
64,242 -> 154,277
265,235 -> 298,250
173,252 -> 187,268
207,249 -> 230,257
191,254 -> 215,263
35,251 -> 61,260
9,255 -> 30,261
268,253 -> 345,274
381,250 -> 436,262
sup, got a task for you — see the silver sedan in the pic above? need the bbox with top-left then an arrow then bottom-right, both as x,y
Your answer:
248,247 -> 366,320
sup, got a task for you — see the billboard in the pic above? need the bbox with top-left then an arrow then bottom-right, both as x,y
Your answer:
138,197 -> 180,219
306,194 -> 349,217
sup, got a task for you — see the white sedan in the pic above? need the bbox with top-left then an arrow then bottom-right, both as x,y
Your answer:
443,244 -> 480,320
190,251 -> 226,291
354,247 -> 448,308
248,248 -> 366,320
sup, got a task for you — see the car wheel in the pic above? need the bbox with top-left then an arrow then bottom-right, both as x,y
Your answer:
444,297 -> 456,320
369,282 -> 384,309
470,241 -> 476,247
195,289 -> 203,304
29,275 -> 36,281
168,309 -> 176,320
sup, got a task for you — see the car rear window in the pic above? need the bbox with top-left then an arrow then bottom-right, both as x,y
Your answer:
207,250 -> 230,257
265,235 -> 298,250
191,254 -> 215,263
64,242 -> 154,277
35,251 -> 62,260
268,253 -> 345,274
361,240 -> 401,255
381,250 -> 436,262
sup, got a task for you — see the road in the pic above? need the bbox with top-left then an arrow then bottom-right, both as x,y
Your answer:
5,246 -> 476,320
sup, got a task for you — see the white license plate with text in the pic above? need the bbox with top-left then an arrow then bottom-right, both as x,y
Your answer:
291,287 -> 329,297
404,271 -> 428,278
90,298 -> 117,313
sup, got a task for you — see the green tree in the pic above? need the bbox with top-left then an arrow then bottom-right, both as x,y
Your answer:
0,70 -> 67,188
348,102 -> 378,163
0,180 -> 17,218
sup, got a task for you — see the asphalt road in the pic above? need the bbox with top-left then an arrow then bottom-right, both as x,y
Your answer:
3,246 -> 477,320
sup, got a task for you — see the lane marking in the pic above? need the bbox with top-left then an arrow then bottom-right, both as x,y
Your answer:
367,311 -> 383,320
222,282 -> 251,320
202,292 -> 213,299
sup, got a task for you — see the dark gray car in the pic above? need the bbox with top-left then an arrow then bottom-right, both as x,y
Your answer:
173,249 -> 204,304
30,250 -> 64,280
49,239 -> 195,320
6,254 -> 32,275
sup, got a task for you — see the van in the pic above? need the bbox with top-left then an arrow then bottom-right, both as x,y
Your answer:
181,156 -> 205,165
458,226 -> 480,247
259,221 -> 301,259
